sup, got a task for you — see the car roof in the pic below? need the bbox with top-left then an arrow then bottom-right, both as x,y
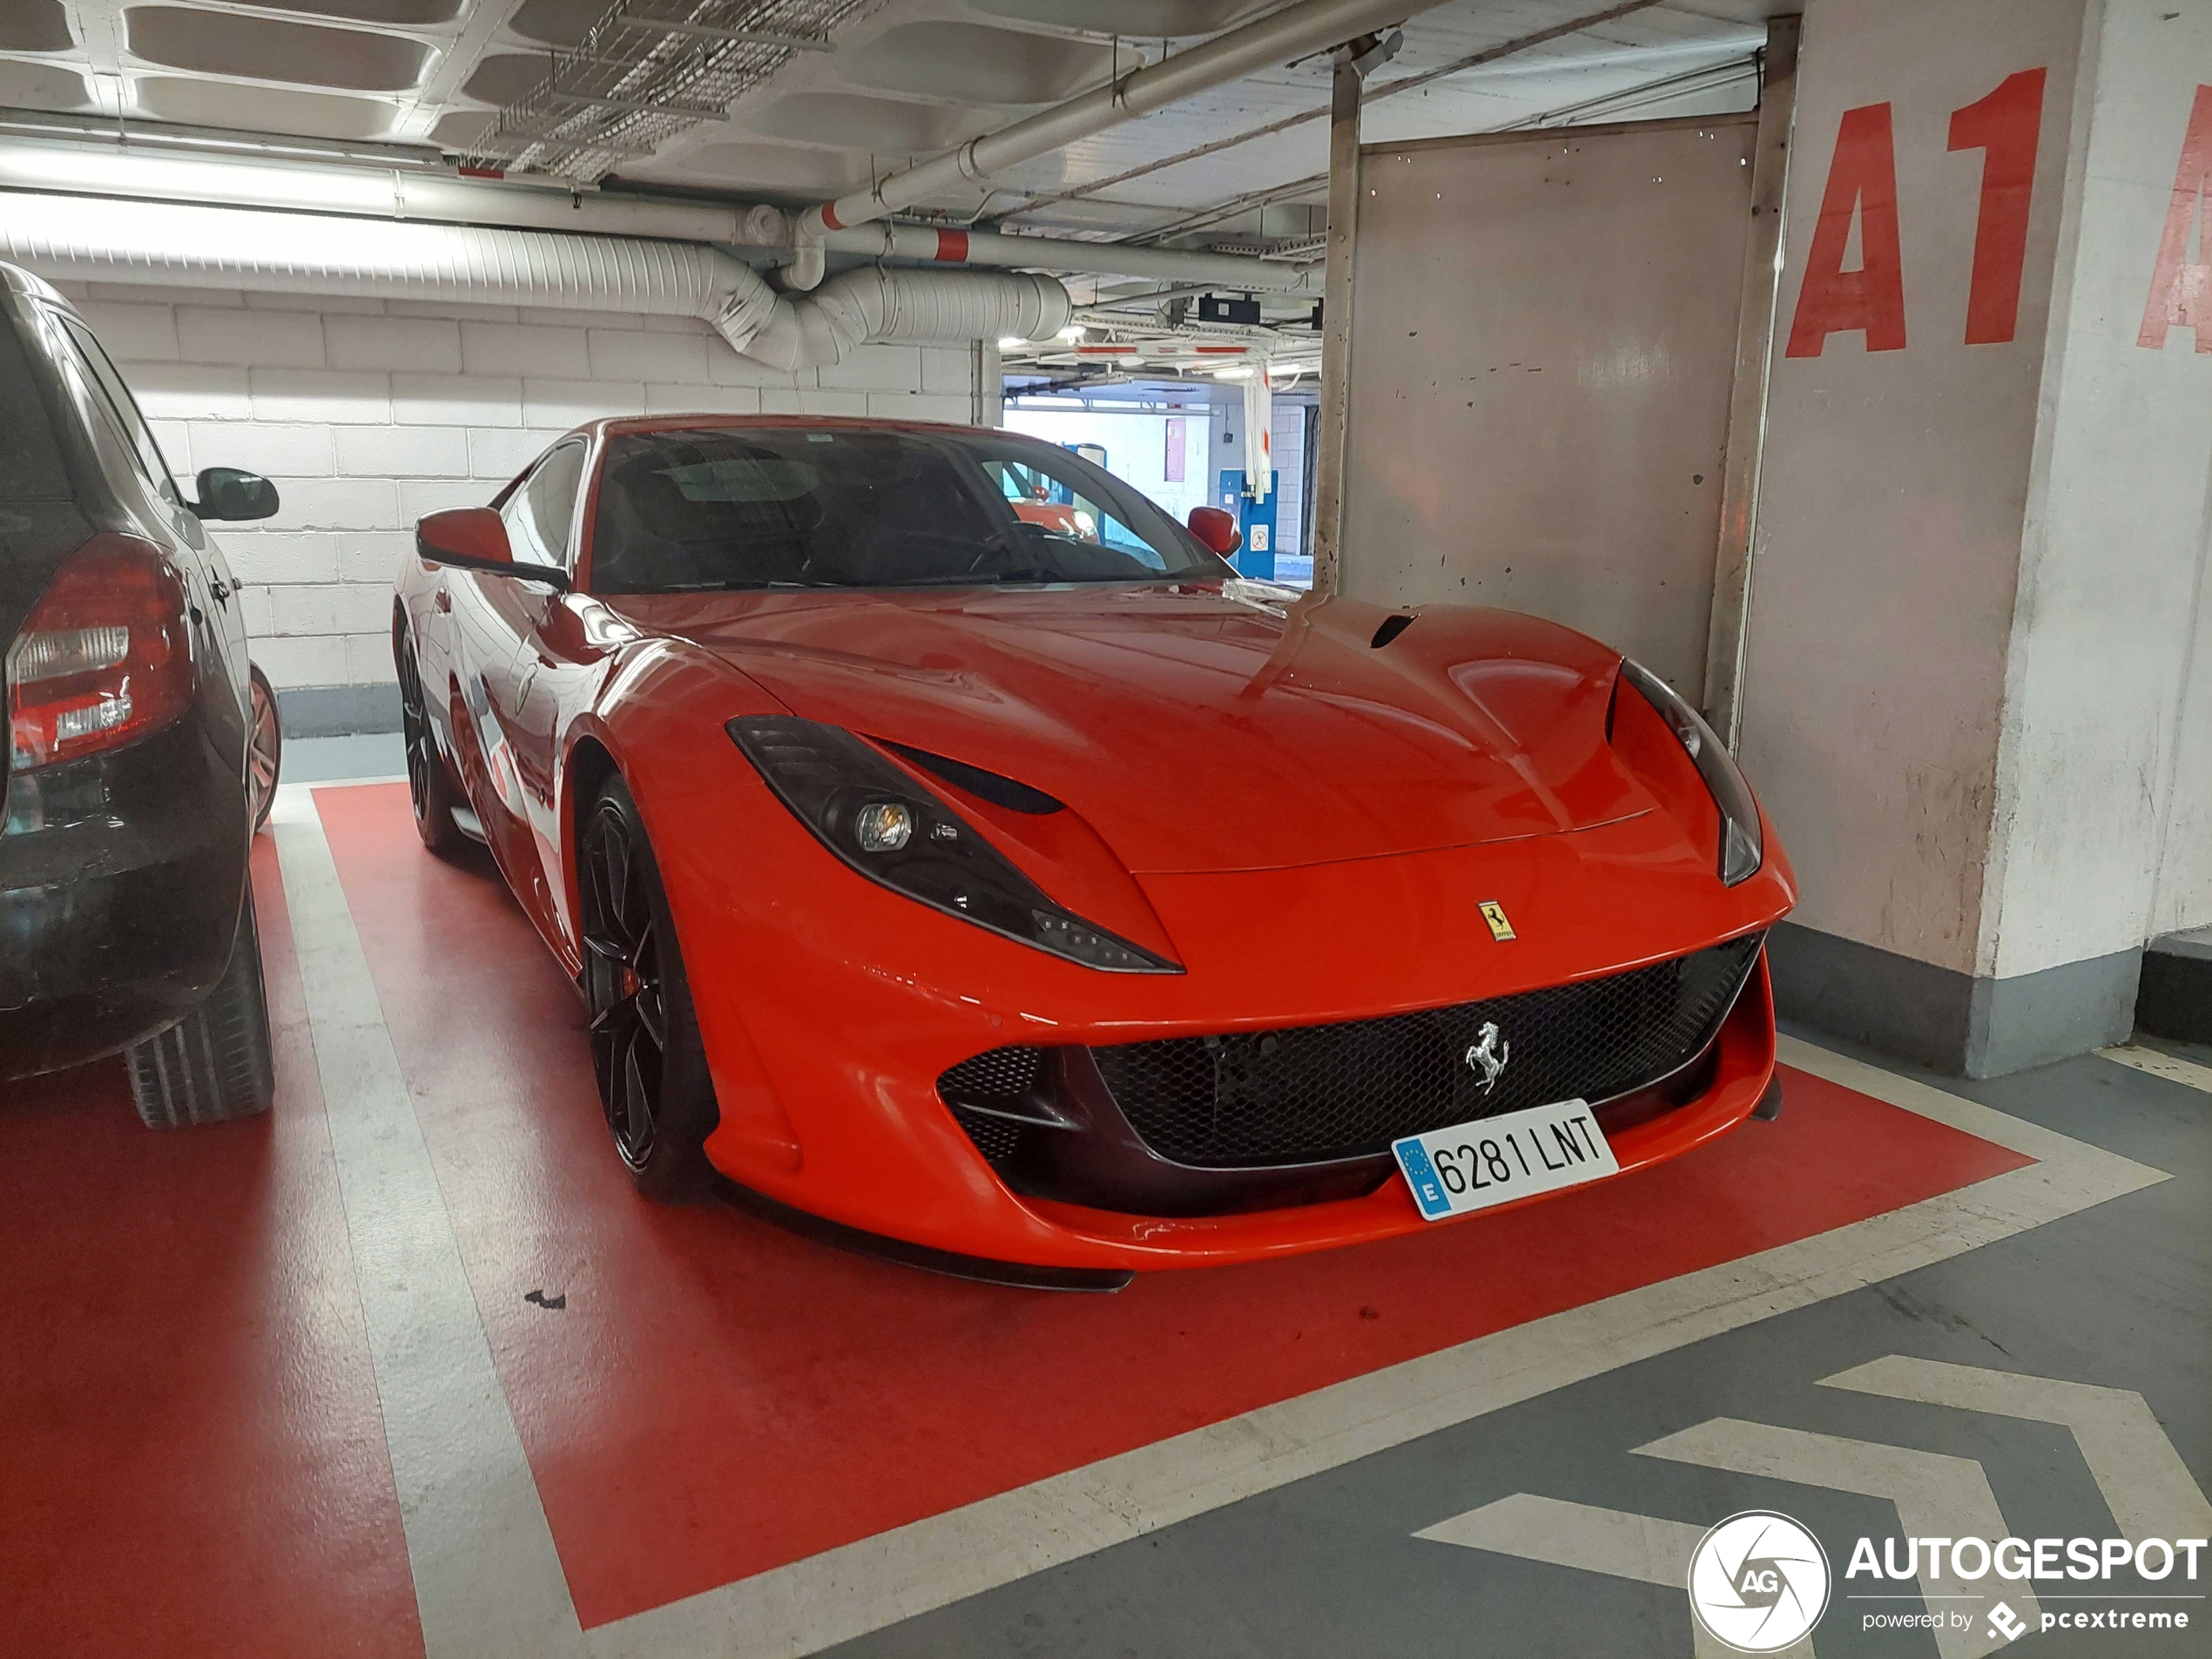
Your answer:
0,259 -> 74,309
581,413 -> 1008,443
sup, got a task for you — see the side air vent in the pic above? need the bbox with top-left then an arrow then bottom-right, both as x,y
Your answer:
936,1044 -> 1076,1165
881,739 -> 1064,814
1371,614 -> 1416,649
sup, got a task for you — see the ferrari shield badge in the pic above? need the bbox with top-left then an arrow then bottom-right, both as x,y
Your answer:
1479,900 -> 1516,942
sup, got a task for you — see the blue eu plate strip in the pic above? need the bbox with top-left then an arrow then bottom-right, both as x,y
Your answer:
1393,1136 -> 1453,1219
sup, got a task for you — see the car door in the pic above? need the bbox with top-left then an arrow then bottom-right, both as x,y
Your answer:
458,437 -> 588,935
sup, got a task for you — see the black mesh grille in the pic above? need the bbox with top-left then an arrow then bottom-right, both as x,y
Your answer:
937,1047 -> 1045,1165
939,1046 -> 1043,1103
1092,934 -> 1764,1168
949,1107 -> 1024,1163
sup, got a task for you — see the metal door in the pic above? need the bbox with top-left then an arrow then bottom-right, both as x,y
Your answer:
1343,114 -> 1757,698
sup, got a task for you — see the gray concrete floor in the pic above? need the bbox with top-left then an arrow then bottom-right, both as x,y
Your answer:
829,1033 -> 2211,1658
280,731 -> 406,784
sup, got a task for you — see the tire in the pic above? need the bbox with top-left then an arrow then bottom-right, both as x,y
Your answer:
395,620 -> 468,855
125,887 -> 275,1128
578,775 -> 718,1200
247,663 -> 281,833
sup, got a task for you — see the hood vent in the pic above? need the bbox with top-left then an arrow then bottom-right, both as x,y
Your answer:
881,739 -> 1063,815
1371,614 -> 1417,650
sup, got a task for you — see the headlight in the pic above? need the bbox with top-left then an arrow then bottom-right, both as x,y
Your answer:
1617,659 -> 1764,886
727,716 -> 1181,973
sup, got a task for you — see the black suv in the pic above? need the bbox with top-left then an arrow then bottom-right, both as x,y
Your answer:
2,260 -> 283,1125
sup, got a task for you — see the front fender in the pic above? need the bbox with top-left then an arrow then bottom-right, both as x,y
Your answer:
559,640 -> 806,1181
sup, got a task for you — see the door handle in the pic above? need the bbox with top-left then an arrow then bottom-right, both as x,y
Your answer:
209,577 -> 232,604
435,589 -> 452,612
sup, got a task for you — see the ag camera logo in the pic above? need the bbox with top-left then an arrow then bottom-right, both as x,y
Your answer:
1688,1510 -> 1831,1653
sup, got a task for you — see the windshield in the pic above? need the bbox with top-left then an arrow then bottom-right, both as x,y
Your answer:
589,425 -> 1233,593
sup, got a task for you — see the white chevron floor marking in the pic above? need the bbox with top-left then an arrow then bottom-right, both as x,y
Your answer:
1416,1494 -> 1817,1657
1636,1419 -> 2034,1659
2097,1043 -> 2212,1095
1821,1356 -> 2212,1541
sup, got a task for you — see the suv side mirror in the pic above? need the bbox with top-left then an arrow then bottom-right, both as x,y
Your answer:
415,507 -> 569,590
194,467 -> 280,522
1188,505 -> 1244,556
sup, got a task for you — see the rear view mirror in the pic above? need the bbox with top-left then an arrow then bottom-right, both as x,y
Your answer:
1188,505 -> 1244,556
194,467 -> 279,522
416,507 -> 569,590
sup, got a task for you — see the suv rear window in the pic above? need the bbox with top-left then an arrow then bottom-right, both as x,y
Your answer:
0,307 -> 71,503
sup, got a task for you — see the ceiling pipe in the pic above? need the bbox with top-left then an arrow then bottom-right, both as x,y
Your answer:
781,0 -> 1450,290
0,191 -> 1069,373
813,220 -> 1320,294
0,140 -> 1316,293
995,0 -> 1671,227
0,137 -> 786,244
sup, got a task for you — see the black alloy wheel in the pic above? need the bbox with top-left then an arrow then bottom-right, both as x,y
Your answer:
583,795 -> 665,1172
395,623 -> 465,853
577,777 -> 716,1197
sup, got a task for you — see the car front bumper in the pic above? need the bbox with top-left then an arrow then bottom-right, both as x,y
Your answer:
641,748 -> 1796,1273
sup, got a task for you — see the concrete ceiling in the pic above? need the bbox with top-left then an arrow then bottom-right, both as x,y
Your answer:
1,0 -> 1784,239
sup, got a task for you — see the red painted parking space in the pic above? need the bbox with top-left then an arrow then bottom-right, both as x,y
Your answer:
314,779 -> 2036,1631
0,840 -> 425,1659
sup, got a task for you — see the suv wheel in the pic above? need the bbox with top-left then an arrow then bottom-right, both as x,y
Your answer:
247,664 -> 281,833
125,887 -> 276,1128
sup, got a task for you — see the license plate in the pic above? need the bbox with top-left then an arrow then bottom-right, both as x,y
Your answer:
1393,1098 -> 1619,1221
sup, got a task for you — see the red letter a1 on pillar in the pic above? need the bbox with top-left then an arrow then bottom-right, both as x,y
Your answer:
1787,102 -> 1910,358
2140,83 -> 2212,352
1950,68 -> 2047,346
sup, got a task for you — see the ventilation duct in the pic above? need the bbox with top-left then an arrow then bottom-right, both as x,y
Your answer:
785,0 -> 1447,287
0,191 -> 1069,373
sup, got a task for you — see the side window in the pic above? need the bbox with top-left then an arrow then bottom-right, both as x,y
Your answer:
54,313 -> 185,513
505,441 -> 588,570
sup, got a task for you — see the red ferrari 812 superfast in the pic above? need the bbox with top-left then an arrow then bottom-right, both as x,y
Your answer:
391,416 -> 1795,1289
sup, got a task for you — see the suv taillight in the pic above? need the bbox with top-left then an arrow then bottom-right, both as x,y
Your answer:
6,535 -> 193,771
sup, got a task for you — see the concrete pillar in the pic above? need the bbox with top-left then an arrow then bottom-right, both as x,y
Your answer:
1743,0 -> 2212,1074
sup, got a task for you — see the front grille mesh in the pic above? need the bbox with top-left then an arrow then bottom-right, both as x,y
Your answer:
939,1046 -> 1043,1104
1092,934 -> 1764,1168
948,1108 -> 1024,1163
938,1047 -> 1044,1165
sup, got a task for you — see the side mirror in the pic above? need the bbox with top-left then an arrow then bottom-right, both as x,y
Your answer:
1188,505 -> 1244,557
415,507 -> 569,590
194,467 -> 280,522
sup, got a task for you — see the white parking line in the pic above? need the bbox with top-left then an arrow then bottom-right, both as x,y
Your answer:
269,785 -> 587,1659
2098,1043 -> 2212,1095
590,1035 -> 2165,1659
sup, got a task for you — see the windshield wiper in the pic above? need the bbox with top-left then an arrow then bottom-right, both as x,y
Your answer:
644,578 -> 843,591
879,568 -> 1068,587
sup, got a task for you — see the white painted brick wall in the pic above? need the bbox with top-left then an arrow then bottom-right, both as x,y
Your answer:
52,283 -> 976,705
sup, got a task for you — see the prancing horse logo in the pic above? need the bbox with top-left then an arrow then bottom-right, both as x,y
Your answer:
1464,1022 -> 1509,1094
